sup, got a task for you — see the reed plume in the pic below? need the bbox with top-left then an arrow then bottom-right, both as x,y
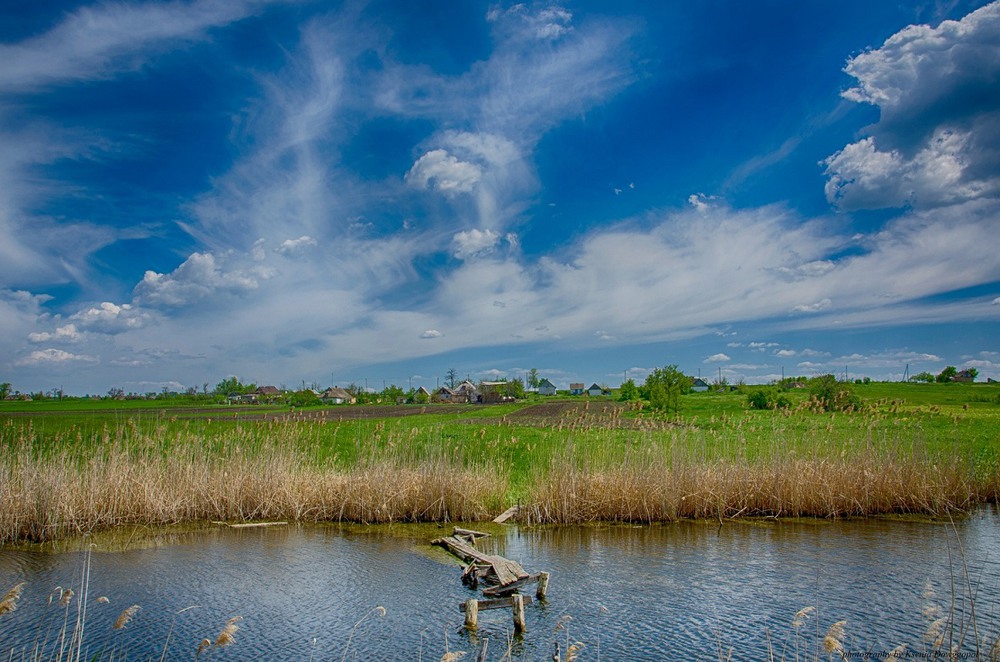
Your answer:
112,604 -> 140,629
214,615 -> 242,647
0,582 -> 25,616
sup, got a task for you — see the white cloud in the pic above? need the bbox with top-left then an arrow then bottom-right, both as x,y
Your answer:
0,0 -> 278,91
487,5 -> 574,41
705,353 -> 731,363
70,302 -> 148,333
792,299 -> 833,314
688,193 -> 717,212
28,324 -> 81,343
405,149 -> 483,196
274,235 -> 318,256
827,2 -> 1000,210
15,348 -> 97,366
133,251 -> 271,308
420,329 -> 443,339
452,229 -> 501,260
993,297 -> 1000,305
775,349 -> 796,358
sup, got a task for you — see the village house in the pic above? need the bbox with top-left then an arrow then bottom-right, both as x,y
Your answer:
569,383 -> 585,395
690,378 -> 710,393
320,387 -> 355,404
537,379 -> 557,396
587,383 -> 606,397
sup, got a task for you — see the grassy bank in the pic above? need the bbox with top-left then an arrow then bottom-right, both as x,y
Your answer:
1,383 -> 998,544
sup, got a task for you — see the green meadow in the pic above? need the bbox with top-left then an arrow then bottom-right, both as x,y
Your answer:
1,381 -> 998,544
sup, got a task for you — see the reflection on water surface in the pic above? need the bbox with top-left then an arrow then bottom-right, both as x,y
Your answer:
1,510 -> 998,660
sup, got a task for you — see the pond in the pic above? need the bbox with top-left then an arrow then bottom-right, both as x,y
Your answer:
2,508 -> 999,660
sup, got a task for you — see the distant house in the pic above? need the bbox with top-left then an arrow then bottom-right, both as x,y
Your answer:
435,382 -> 480,403
320,387 -> 355,404
537,379 -> 557,396
569,383 -> 585,396
587,383 -> 605,397
229,385 -> 282,404
954,370 -> 977,383
690,378 -> 710,393
479,381 -> 510,404
414,386 -> 431,401
433,386 -> 458,403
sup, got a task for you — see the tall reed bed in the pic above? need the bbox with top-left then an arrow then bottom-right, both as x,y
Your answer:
0,418 -> 505,544
524,422 -> 991,523
1,404 -> 996,544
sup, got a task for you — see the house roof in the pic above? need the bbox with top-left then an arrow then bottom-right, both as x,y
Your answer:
256,385 -> 280,395
321,387 -> 352,400
588,383 -> 602,390
416,386 -> 430,395
569,383 -> 585,389
538,379 -> 556,388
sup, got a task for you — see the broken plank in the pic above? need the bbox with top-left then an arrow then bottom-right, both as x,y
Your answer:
492,506 -> 520,524
454,527 -> 490,539
459,595 -> 535,612
212,521 -> 288,529
483,572 -> 543,597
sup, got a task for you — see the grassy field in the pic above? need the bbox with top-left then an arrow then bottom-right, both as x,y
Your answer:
1,382 -> 998,544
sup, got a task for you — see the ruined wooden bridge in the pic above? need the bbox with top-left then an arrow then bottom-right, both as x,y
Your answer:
431,526 -> 549,632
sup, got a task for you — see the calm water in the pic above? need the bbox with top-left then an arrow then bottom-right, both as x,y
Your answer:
2,509 -> 999,661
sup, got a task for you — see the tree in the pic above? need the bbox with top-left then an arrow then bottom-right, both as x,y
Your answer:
288,389 -> 320,407
382,384 -> 405,402
936,366 -> 958,383
215,376 -> 249,395
446,368 -> 458,389
506,377 -> 525,399
808,375 -> 861,412
527,368 -> 540,390
641,365 -> 691,413
0,382 -> 10,400
909,371 -> 935,383
618,378 -> 638,402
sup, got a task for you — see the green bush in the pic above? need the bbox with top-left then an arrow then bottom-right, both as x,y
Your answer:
808,375 -> 862,412
746,387 -> 791,410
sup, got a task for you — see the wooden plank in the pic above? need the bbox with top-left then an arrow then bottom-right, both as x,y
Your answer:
492,506 -> 520,524
482,572 -> 542,597
459,595 -> 535,612
454,527 -> 490,539
212,521 -> 288,529
432,535 -> 528,587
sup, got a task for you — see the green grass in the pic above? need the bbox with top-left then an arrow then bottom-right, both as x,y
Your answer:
1,382 -> 998,542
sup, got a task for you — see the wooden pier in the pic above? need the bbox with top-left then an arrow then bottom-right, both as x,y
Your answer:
431,527 -> 549,633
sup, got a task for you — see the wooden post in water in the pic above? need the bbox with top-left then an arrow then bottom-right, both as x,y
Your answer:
464,598 -> 478,629
536,572 -> 550,599
512,594 -> 526,633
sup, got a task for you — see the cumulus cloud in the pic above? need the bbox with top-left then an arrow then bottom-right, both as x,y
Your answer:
28,324 -> 82,343
405,149 -> 483,196
133,251 -> 272,307
826,2 -> 1000,210
688,193 -> 717,212
274,235 -> 318,256
705,353 -> 731,363
487,4 -> 574,41
15,348 -> 97,366
70,302 -> 148,333
452,229 -> 501,260
420,329 -> 442,339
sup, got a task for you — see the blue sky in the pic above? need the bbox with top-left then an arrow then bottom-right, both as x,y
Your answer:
2,0 -> 999,395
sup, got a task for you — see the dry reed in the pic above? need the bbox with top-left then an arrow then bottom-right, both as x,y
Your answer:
0,582 -> 25,616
